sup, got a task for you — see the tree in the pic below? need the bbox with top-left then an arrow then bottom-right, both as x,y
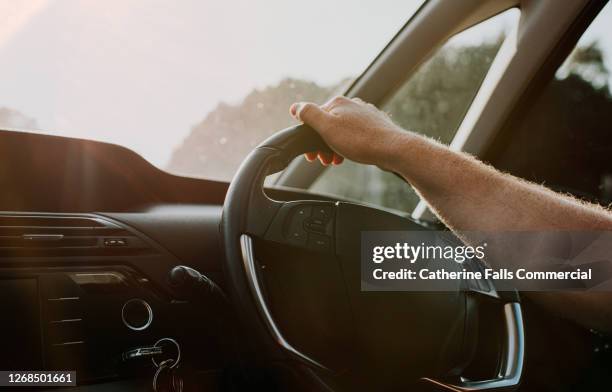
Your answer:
0,108 -> 37,130
167,79 -> 342,180
564,42 -> 610,90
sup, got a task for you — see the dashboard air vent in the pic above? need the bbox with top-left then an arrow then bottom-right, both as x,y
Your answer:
0,213 -> 151,257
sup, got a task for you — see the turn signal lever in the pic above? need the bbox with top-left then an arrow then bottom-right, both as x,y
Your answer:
169,265 -> 228,305
169,265 -> 243,366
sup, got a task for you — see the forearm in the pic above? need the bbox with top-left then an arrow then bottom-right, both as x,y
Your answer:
390,132 -> 612,331
389,132 -> 612,232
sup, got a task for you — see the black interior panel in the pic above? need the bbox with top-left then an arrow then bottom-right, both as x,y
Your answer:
0,130 -> 227,212
0,278 -> 42,369
100,205 -> 224,274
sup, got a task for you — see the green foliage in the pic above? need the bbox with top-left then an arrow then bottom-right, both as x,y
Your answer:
386,41 -> 502,143
0,107 -> 37,130
565,42 -> 610,89
167,79 -> 341,180
312,41 -> 503,212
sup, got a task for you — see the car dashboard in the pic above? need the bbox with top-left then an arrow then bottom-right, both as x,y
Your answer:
0,206 -> 229,388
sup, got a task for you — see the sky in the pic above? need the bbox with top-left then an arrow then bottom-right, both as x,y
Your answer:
0,1 -> 610,170
0,0 -> 424,167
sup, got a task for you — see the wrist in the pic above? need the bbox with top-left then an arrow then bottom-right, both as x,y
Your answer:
379,129 -> 416,173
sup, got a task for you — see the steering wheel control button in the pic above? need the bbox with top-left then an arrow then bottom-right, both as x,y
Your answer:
287,226 -> 307,245
283,205 -> 311,246
312,206 -> 332,222
271,202 -> 335,251
122,298 -> 153,331
304,218 -> 326,233
303,205 -> 333,236
307,233 -> 331,251
294,205 -> 312,218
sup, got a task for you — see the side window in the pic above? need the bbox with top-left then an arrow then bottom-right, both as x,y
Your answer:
489,3 -> 612,206
310,9 -> 520,212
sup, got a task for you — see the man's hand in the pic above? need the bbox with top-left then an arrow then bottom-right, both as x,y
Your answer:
289,96 -> 408,171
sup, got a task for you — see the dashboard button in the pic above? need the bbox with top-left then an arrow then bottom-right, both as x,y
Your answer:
104,238 -> 127,247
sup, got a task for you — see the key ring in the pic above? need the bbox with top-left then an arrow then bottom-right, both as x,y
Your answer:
152,338 -> 181,369
152,358 -> 174,392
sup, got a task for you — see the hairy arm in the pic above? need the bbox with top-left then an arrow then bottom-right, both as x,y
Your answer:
292,96 -> 612,331
390,130 -> 612,232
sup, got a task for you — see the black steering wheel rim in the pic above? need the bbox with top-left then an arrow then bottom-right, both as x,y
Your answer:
221,125 -> 332,366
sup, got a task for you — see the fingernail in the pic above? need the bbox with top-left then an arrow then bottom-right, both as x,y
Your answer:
319,152 -> 333,166
304,152 -> 317,162
290,103 -> 297,116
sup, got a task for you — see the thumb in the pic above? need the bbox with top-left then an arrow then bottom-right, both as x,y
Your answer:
290,102 -> 331,130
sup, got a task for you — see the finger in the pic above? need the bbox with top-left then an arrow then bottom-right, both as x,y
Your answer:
304,152 -> 318,162
290,103 -> 299,118
332,154 -> 344,165
318,152 -> 333,166
322,95 -> 350,112
320,98 -> 337,112
292,102 -> 332,129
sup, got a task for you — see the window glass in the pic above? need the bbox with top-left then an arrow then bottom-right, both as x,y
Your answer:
310,9 -> 520,212
490,3 -> 612,206
0,0 -> 425,181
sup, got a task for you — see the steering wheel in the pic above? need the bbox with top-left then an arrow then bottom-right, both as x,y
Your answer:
221,124 -> 525,391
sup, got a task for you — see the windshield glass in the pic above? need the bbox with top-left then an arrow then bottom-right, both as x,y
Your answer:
0,0 -> 424,180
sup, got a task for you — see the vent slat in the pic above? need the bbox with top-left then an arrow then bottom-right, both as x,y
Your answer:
0,216 -> 106,228
0,236 -> 99,248
0,214 -> 154,257
0,227 -> 128,236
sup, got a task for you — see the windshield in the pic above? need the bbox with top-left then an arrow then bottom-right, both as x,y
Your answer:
0,0 -> 424,181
